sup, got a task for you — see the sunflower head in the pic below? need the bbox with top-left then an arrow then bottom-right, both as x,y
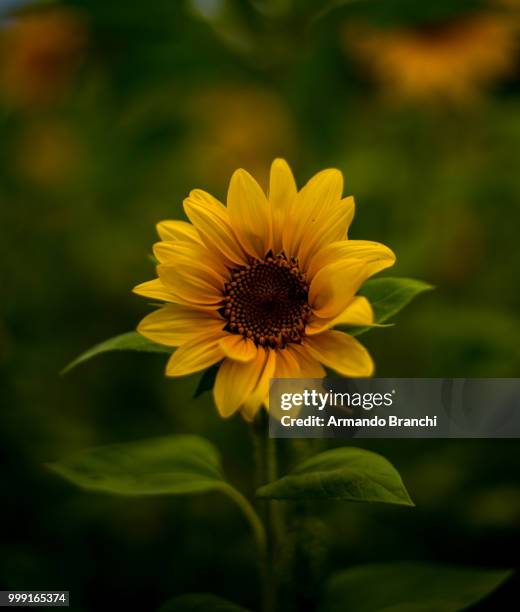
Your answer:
134,160 -> 395,420
222,252 -> 312,348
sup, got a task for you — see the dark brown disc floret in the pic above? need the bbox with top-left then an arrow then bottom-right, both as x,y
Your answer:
221,253 -> 312,349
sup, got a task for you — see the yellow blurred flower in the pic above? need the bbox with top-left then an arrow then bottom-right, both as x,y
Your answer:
345,13 -> 518,102
14,119 -> 83,187
134,160 -> 395,419
0,8 -> 87,108
185,86 -> 294,188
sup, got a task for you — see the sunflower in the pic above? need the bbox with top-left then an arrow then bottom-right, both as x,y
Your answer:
344,13 -> 518,102
134,160 -> 395,419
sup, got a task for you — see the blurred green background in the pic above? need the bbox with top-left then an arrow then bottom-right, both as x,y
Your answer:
1,0 -> 520,610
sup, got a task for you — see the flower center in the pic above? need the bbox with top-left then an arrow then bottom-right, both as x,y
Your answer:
221,253 -> 312,349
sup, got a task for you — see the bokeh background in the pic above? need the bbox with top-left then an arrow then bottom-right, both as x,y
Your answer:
1,0 -> 520,610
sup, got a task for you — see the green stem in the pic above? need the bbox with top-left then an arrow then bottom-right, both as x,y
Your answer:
251,422 -> 267,497
221,484 -> 272,612
251,410 -> 287,611
266,433 -> 285,547
222,484 -> 267,558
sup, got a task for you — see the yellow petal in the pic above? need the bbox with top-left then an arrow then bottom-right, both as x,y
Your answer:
299,196 -> 355,270
241,348 -> 276,421
287,344 -> 326,377
309,258 -> 368,319
219,334 -> 258,362
227,168 -> 272,258
306,296 -> 374,335
283,168 -> 343,258
267,348 -> 304,420
153,240 -> 228,279
158,263 -> 223,306
333,295 -> 373,326
213,350 -> 266,418
132,278 -> 175,302
184,189 -> 247,266
269,159 -> 297,210
269,159 -> 297,254
248,348 -> 301,419
156,220 -> 201,244
138,304 -> 224,347
304,330 -> 374,377
274,347 -> 300,377
307,240 -> 396,280
166,332 -> 226,377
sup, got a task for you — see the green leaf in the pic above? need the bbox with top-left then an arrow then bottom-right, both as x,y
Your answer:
322,562 -> 512,612
256,447 -> 414,506
194,364 -> 220,399
348,277 -> 433,336
47,435 -> 228,496
61,331 -> 172,374
49,436 -> 267,564
158,593 -> 251,612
